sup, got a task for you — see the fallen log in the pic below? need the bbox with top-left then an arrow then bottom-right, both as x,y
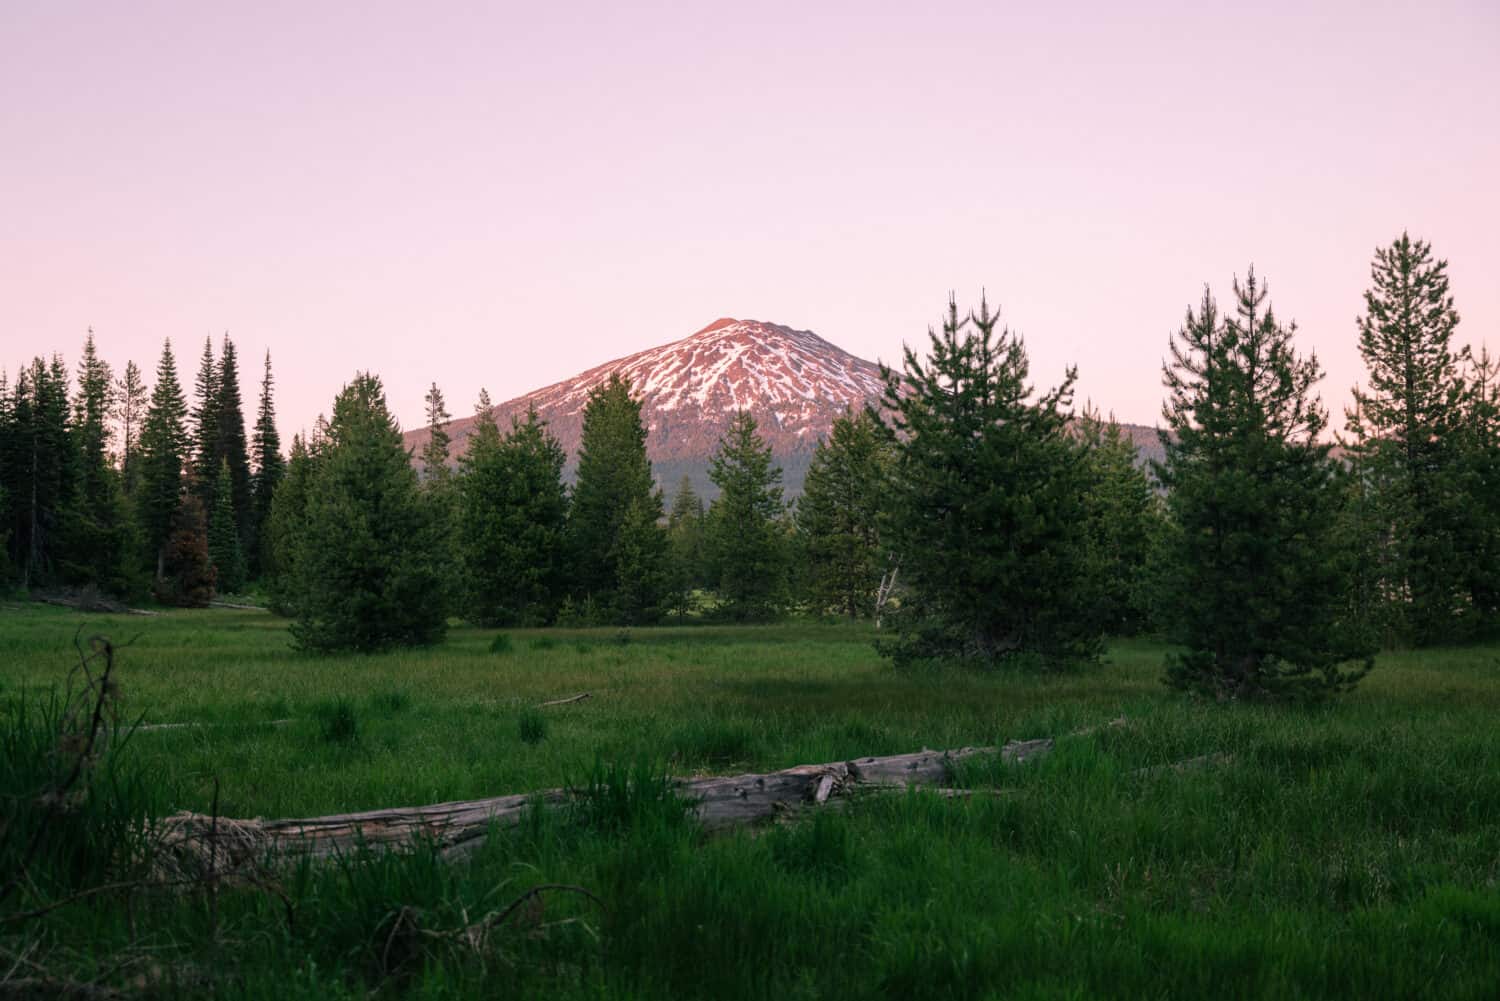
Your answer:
158,721 -> 1125,872
208,600 -> 268,611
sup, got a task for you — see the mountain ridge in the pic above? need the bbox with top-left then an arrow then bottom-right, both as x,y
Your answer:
403,318 -> 1163,498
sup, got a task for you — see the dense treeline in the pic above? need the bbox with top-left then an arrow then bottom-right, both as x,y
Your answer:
2,233 -> 1495,697
0,332 -> 282,605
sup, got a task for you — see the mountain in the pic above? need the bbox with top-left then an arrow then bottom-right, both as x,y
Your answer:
404,317 -> 1163,499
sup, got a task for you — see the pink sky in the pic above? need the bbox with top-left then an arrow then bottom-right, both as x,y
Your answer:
2,1 -> 1497,438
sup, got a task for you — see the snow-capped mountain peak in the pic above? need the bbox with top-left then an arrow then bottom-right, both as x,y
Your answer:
526,317 -> 888,420
403,319 -> 891,497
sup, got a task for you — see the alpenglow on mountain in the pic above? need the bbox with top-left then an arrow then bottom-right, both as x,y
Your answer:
404,318 -> 891,498
403,317 -> 1164,499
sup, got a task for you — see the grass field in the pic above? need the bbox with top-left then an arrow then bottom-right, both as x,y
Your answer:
3,604 -> 1500,998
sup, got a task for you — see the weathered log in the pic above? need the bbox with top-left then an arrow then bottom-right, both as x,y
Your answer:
157,723 -> 1123,872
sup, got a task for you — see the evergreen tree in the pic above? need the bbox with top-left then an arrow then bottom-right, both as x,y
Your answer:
706,411 -> 789,621
213,336 -> 254,554
207,459 -> 247,593
567,374 -> 667,622
156,493 -> 214,607
421,382 -> 453,482
1157,271 -> 1371,701
666,476 -> 706,619
62,331 -> 133,595
250,350 -> 284,577
6,357 -> 79,588
0,371 -> 12,586
1074,407 -> 1163,635
795,408 -> 890,618
0,480 -> 9,588
72,330 -> 113,477
265,433 -> 316,616
458,408 -> 570,625
1345,233 -> 1468,644
1335,392 -> 1401,647
113,360 -> 148,497
613,495 -> 672,624
876,296 -> 1097,668
136,340 -> 190,581
191,336 -> 219,503
287,373 -> 448,651
1455,346 -> 1500,631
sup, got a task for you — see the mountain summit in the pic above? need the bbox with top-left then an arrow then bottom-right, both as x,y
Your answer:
405,318 -> 891,496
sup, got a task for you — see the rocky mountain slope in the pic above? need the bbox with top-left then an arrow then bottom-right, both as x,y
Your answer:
404,317 -> 1161,498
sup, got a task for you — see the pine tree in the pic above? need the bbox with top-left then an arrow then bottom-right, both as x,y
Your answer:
1455,346 -> 1500,631
1157,271 -> 1371,701
213,336 -> 254,555
1335,392 -> 1400,647
207,459 -> 247,593
876,296 -> 1097,668
62,330 -> 133,595
250,350 -> 284,577
421,382 -> 453,482
795,408 -> 890,618
705,411 -> 788,621
191,336 -> 219,503
613,495 -> 671,624
0,478 -> 10,589
567,374 -> 667,622
1074,407 -> 1163,636
265,433 -> 315,615
6,357 -> 80,588
113,360 -> 148,498
666,476 -> 706,619
0,370 -> 12,587
1345,233 -> 1468,644
136,340 -> 190,581
73,330 -> 113,476
458,408 -> 570,625
287,373 -> 448,651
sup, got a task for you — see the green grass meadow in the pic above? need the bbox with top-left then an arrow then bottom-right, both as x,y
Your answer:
3,604 -> 1500,998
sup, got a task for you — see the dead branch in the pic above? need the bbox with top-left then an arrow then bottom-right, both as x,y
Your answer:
135,719 -> 292,733
0,634 -> 124,909
1132,753 -> 1235,779
536,693 -> 590,708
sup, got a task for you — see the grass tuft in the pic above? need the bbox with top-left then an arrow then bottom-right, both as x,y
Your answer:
313,698 -> 360,745
518,707 -> 547,745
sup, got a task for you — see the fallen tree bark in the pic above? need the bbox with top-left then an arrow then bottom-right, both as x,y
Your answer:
158,721 -> 1125,873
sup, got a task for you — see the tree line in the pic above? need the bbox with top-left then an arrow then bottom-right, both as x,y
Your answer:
0,332 -> 282,605
2,233 -> 1495,701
